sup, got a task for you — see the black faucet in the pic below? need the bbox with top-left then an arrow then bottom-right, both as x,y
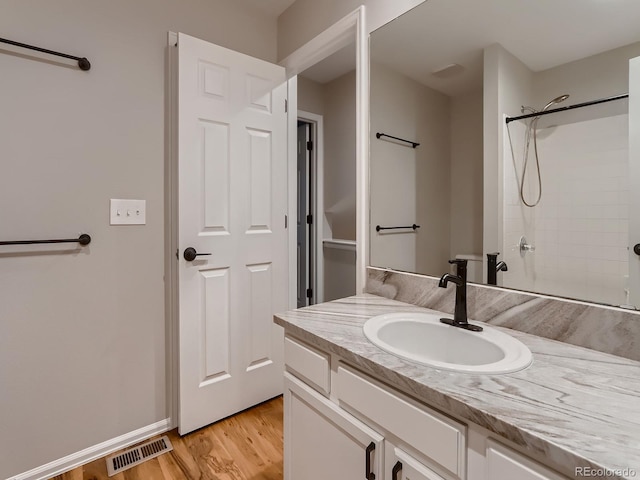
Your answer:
487,252 -> 508,286
438,259 -> 483,332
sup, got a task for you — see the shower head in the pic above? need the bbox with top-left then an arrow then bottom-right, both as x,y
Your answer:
542,94 -> 570,111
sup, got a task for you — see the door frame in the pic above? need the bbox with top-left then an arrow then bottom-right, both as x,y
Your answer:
280,5 -> 369,309
298,111 -> 324,304
166,30 -> 179,430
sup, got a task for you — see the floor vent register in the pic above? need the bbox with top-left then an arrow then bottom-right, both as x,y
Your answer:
106,435 -> 174,476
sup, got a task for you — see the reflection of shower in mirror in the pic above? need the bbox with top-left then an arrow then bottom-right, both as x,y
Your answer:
509,94 -> 570,207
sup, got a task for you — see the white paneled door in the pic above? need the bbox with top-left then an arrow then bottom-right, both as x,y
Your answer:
176,33 -> 288,434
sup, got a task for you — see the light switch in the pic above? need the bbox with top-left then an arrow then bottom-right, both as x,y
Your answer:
110,199 -> 146,225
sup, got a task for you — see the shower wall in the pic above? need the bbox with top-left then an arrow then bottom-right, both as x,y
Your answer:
496,42 -> 637,306
533,115 -> 629,305
502,119 -> 536,292
503,115 -> 629,305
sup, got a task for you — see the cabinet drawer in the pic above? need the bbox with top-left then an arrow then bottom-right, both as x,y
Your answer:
284,336 -> 330,394
486,440 -> 568,480
337,365 -> 466,478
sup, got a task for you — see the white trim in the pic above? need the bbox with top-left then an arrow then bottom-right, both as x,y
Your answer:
286,77 -> 298,309
166,31 -> 179,430
8,419 -> 172,480
355,6 -> 369,293
279,12 -> 358,78
298,110 -> 325,303
280,6 -> 366,300
323,239 -> 357,251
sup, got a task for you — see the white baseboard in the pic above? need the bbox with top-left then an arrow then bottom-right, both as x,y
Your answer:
8,418 -> 172,480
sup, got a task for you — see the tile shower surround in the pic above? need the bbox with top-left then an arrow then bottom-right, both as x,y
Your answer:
366,267 -> 640,362
503,114 -> 630,306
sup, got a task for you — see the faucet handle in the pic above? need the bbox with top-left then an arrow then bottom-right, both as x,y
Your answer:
448,259 -> 468,278
448,259 -> 468,265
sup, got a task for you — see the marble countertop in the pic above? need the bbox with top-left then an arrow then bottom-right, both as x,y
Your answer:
274,294 -> 640,480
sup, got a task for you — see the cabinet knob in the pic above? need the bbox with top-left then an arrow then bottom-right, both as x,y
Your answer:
634,243 -> 640,256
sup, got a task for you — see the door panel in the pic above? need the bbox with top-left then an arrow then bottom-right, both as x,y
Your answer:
177,32 -> 287,434
201,268 -> 230,382
246,262 -> 273,370
201,121 -> 230,232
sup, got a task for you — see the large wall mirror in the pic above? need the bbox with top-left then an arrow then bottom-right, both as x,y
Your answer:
369,0 -> 640,309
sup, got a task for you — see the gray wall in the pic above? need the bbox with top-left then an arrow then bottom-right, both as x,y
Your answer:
370,62 -> 451,275
0,1 -> 276,477
298,75 -> 326,115
450,90 -> 484,259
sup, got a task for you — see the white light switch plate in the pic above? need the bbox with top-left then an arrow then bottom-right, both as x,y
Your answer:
110,199 -> 146,225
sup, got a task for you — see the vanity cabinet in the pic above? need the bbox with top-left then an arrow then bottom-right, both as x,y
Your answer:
283,335 -> 569,480
336,364 -> 466,479
486,440 -> 568,480
284,373 -> 383,480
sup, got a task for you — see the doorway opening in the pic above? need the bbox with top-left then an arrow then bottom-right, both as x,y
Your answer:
297,120 -> 314,307
296,114 -> 324,307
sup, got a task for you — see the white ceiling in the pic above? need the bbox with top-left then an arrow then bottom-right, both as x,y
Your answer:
371,0 -> 640,97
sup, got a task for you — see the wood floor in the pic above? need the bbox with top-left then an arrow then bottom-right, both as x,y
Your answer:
50,396 -> 283,480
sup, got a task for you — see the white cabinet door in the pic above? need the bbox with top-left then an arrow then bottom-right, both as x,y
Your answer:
486,440 -> 568,480
285,373 -> 383,480
386,445 -> 446,480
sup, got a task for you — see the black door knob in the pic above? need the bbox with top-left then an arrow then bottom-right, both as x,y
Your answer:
183,247 -> 212,261
634,244 -> 640,256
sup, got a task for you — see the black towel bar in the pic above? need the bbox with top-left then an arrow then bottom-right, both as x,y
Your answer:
376,224 -> 420,232
0,37 -> 91,70
376,132 -> 419,148
0,234 -> 91,246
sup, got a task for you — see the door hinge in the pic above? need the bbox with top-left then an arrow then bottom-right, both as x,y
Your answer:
306,214 -> 313,225
285,99 -> 288,113
285,214 -> 288,228
306,288 -> 313,299
307,140 -> 313,151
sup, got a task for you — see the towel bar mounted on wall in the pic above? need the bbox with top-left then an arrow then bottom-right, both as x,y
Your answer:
376,224 -> 420,232
0,234 -> 91,246
0,37 -> 91,70
376,132 -> 420,148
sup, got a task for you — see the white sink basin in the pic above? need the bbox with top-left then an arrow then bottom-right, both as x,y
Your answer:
363,312 -> 532,374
